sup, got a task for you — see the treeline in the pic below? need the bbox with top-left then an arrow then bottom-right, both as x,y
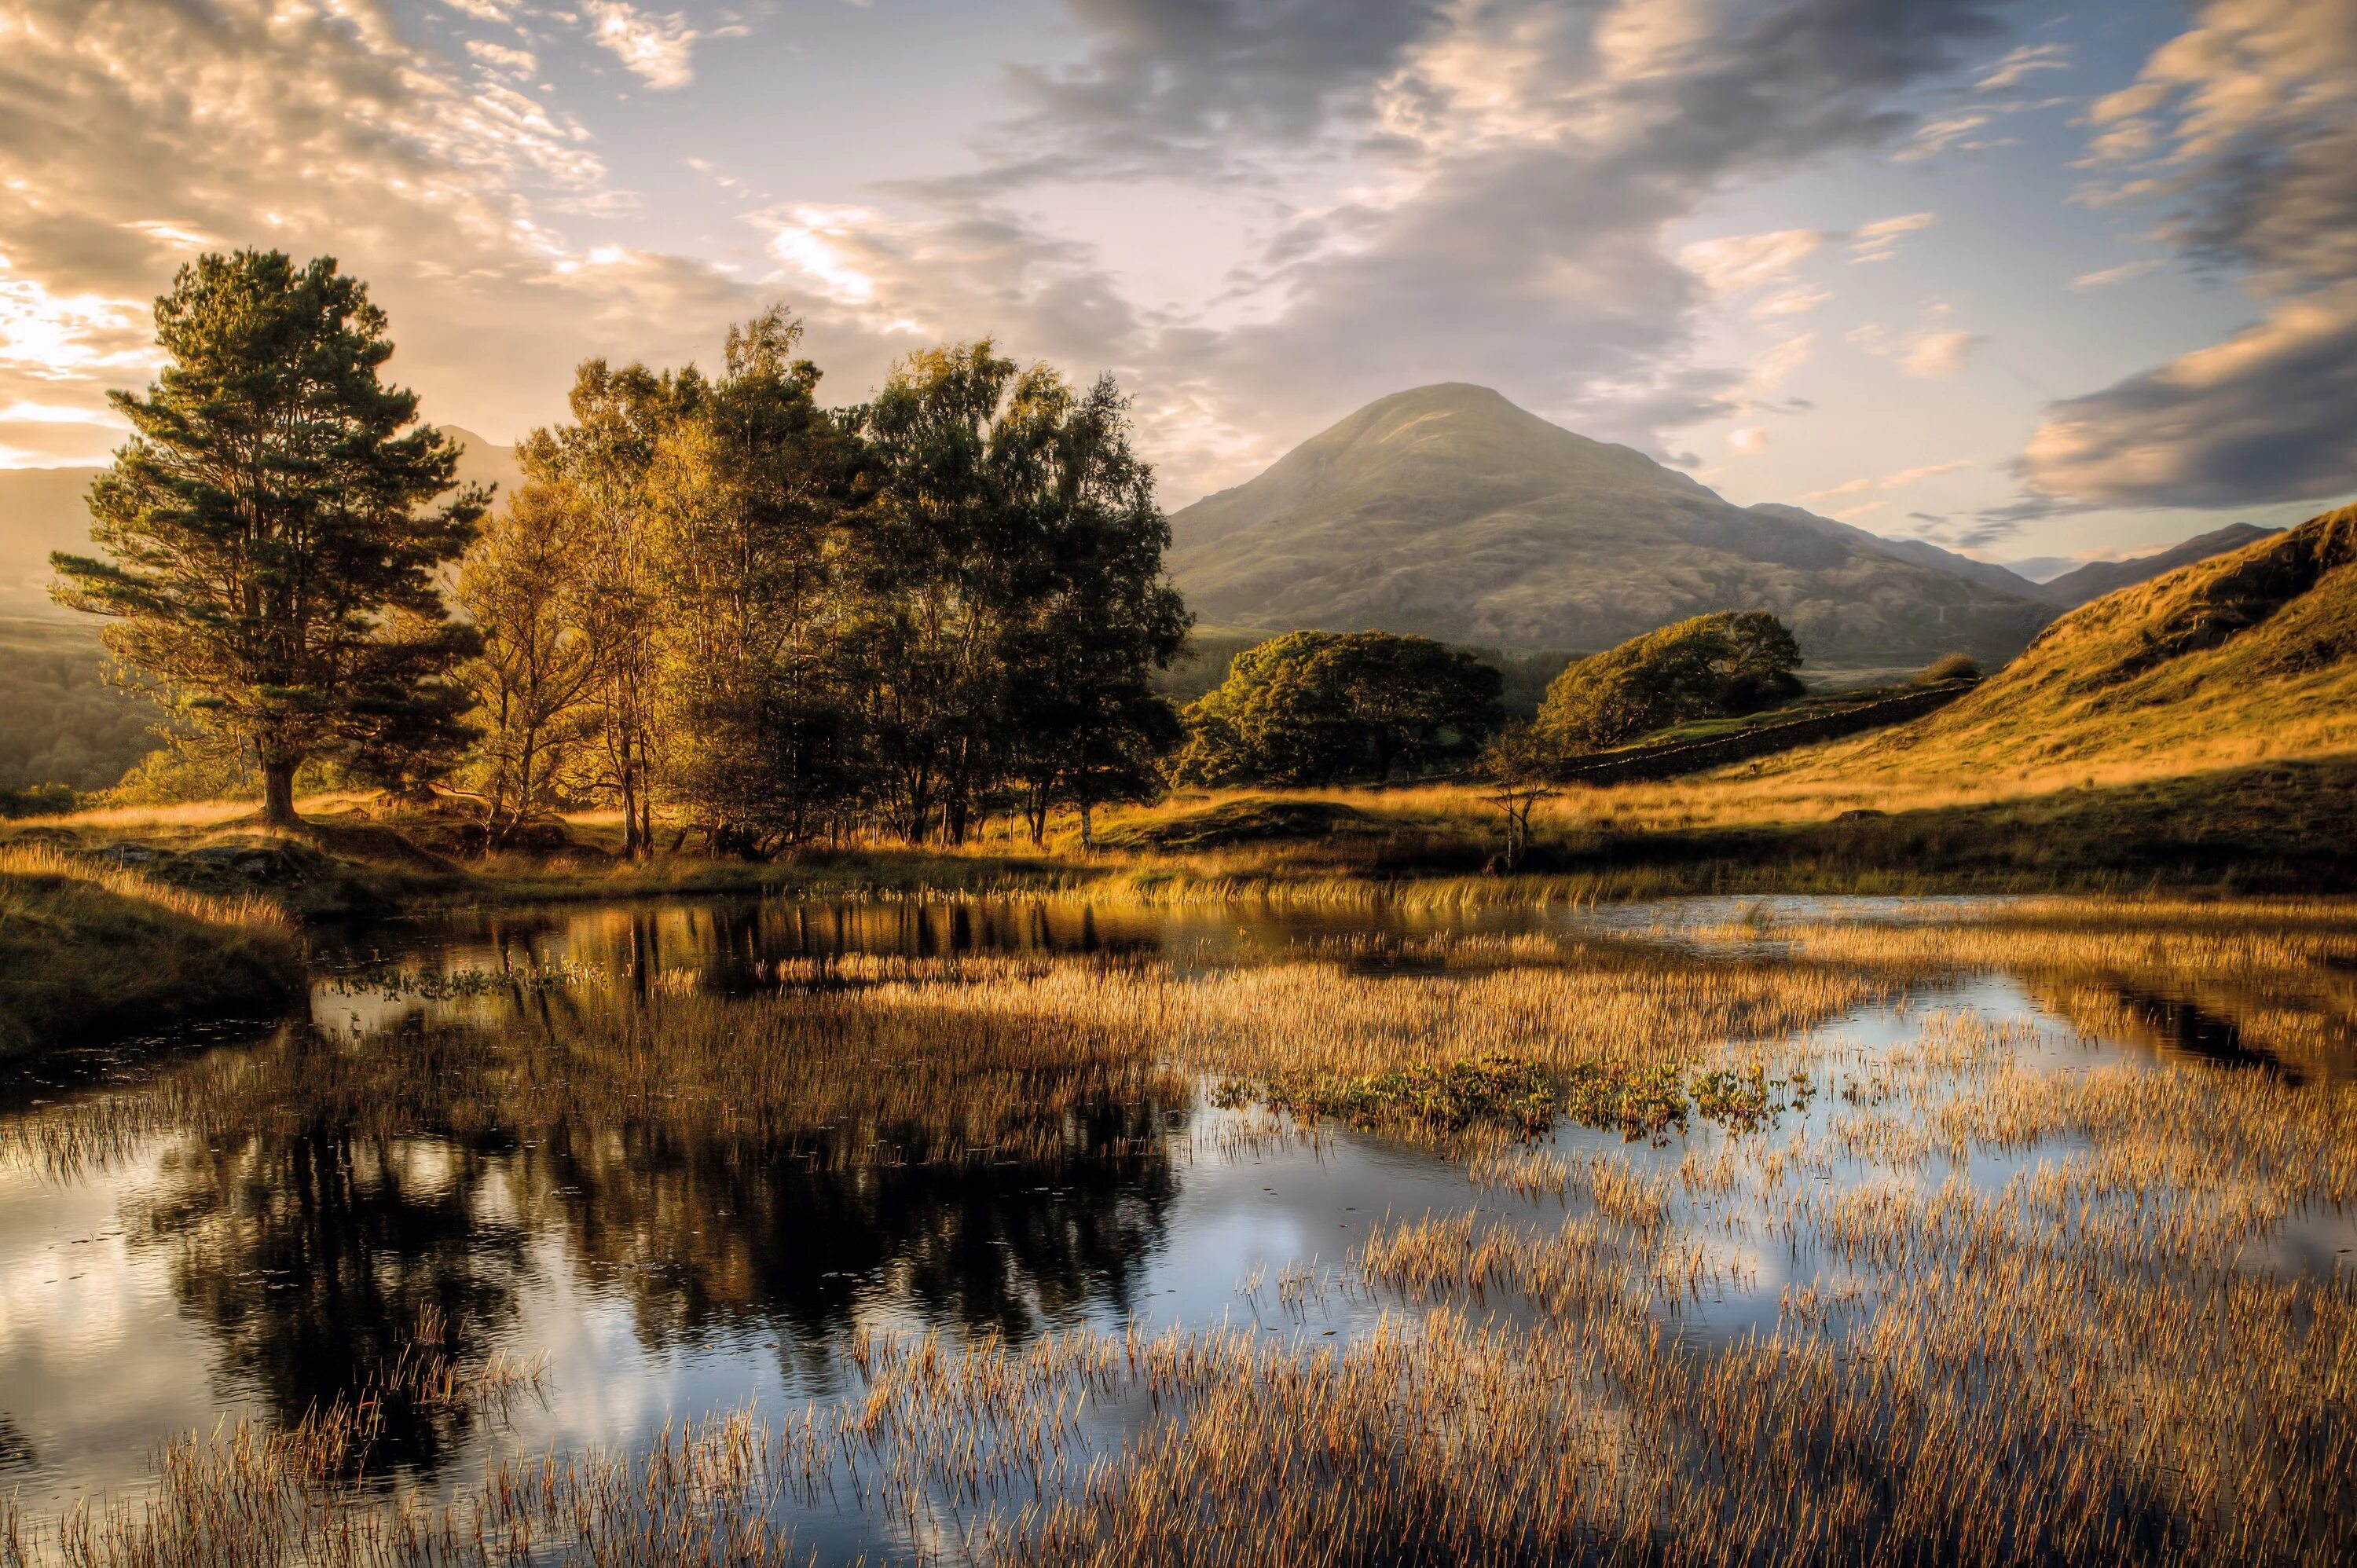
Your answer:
454,319 -> 1184,853
51,252 -> 1186,853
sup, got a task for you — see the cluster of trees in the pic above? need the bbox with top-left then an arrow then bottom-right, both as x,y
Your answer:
53,251 -> 1186,852
1173,631 -> 1504,786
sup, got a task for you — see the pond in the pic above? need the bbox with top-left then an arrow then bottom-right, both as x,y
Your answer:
2,892 -> 2353,1563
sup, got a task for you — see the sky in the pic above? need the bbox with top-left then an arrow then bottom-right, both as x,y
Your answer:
0,0 -> 2352,567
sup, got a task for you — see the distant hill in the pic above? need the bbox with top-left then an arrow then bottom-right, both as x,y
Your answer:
0,427 -> 522,620
1778,504 -> 2357,786
1747,504 -> 2053,602
2038,523 -> 2282,608
0,615 -> 159,792
1165,384 -> 2058,668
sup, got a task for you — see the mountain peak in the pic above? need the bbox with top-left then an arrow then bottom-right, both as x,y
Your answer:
1165,384 -> 2057,665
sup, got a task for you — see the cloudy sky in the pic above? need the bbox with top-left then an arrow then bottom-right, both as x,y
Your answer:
1,0 -> 2351,566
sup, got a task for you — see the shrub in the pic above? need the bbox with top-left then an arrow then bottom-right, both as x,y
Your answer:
1922,652 -> 1982,684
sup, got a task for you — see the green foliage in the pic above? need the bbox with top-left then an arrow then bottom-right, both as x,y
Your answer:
1535,610 -> 1804,753
1921,651 -> 1982,683
857,344 -> 1189,845
48,251 -> 482,822
1215,1053 -> 1561,1138
1213,1053 -> 1816,1144
1176,630 -> 1503,786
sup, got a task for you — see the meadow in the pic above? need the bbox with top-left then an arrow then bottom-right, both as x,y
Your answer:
0,891 -> 2352,1564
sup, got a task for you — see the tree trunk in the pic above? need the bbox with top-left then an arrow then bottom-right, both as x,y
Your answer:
262,759 -> 300,827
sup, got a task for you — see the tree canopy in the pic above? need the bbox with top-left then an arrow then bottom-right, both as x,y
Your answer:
1534,610 -> 1803,753
49,251 -> 482,823
1176,631 -> 1503,787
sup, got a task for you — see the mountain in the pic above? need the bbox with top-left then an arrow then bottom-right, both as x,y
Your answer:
1747,503 -> 2052,602
0,427 -> 522,619
2037,523 -> 2283,608
1780,504 -> 2357,786
1165,384 -> 2058,667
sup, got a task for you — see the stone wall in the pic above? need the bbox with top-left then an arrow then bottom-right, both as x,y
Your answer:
1555,682 -> 1974,786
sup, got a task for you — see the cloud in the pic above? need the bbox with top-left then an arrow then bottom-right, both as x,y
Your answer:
1679,229 -> 1826,294
1895,114 -> 1992,162
2018,284 -> 2357,507
582,2 -> 700,91
955,0 -> 2018,485
1754,285 -> 1830,317
1973,42 -> 2068,90
467,40 -> 539,79
1884,459 -> 1974,486
0,0 -> 753,467
1849,212 -> 1937,262
1900,328 -> 1981,378
2069,259 -> 2161,291
2018,0 -> 2357,507
1800,458 -> 1971,502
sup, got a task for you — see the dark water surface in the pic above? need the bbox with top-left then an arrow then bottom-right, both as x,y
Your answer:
2,892 -> 2352,1556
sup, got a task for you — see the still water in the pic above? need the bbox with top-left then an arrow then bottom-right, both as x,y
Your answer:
2,892 -> 2350,1557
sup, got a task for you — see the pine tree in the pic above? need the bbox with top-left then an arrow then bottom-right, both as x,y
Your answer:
50,251 -> 482,825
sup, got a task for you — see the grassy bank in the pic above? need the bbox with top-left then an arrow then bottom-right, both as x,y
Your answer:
0,845 -> 302,1057
3,746 -> 2354,925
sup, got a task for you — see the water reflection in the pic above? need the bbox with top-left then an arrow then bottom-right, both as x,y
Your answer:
137,1127 -> 529,1472
540,1132 -> 1175,1351
6,890 -> 2355,1537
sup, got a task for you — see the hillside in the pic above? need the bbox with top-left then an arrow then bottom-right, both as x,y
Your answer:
1778,503 -> 2357,786
1167,384 -> 2058,666
0,427 -> 522,619
2039,522 -> 2282,608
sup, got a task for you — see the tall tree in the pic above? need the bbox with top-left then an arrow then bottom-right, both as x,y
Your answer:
50,251 -> 482,825
647,310 -> 867,852
856,347 -> 1185,844
456,481 -> 603,846
519,359 -> 699,856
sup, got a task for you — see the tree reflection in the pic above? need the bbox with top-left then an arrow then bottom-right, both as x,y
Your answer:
123,980 -> 1184,1475
137,1123 -> 527,1473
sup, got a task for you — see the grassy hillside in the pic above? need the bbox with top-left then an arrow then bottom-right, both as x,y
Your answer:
1165,383 -> 2057,665
0,845 -> 301,1056
1773,503 -> 2357,790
